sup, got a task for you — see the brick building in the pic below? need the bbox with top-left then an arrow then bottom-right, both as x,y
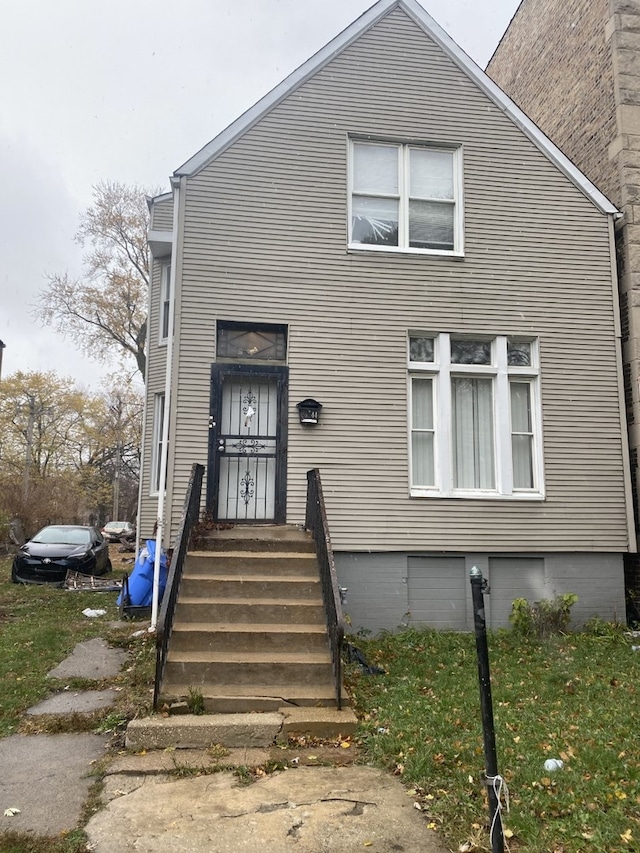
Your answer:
488,0 -> 640,549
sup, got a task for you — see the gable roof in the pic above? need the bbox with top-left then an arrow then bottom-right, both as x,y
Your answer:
173,0 -> 617,216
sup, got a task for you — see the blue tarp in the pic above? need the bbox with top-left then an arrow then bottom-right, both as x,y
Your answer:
117,539 -> 168,607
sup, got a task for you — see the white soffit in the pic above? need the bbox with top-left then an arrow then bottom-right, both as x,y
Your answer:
174,0 -> 617,216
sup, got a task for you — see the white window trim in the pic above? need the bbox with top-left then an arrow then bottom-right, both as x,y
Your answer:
408,333 -> 545,500
159,263 -> 171,345
150,393 -> 165,496
347,139 -> 464,257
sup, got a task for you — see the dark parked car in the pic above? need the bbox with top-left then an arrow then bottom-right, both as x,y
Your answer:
101,521 -> 136,543
11,525 -> 111,585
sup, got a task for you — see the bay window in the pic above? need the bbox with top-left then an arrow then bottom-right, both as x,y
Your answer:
409,334 -> 543,498
349,140 -> 463,254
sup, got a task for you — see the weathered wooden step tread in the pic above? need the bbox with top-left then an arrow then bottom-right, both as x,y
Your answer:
171,622 -> 327,633
167,650 -> 332,663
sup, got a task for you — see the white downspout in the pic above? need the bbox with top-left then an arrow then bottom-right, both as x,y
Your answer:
150,181 -> 180,631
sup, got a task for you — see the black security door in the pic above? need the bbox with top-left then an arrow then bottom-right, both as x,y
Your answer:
207,364 -> 288,523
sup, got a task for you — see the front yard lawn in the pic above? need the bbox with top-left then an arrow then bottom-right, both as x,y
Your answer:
347,624 -> 640,853
0,555 -> 154,738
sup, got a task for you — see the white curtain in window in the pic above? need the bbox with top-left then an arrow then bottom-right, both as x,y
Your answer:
409,148 -> 453,199
510,382 -> 534,488
411,377 -> 434,486
353,144 -> 398,194
452,377 -> 494,489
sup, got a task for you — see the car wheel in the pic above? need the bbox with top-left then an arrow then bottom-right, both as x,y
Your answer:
106,558 -> 112,573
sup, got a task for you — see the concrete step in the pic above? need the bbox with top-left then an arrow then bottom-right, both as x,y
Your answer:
164,650 -> 333,686
126,706 -> 358,749
195,525 -> 316,553
185,551 -> 318,575
175,597 -> 325,624
169,622 -> 329,653
158,682 -> 340,713
179,574 -> 321,600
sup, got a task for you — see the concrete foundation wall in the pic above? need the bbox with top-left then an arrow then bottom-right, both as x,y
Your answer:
335,551 -> 625,633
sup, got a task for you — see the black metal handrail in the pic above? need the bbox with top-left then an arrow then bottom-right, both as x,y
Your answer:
305,468 -> 345,710
153,462 -> 204,709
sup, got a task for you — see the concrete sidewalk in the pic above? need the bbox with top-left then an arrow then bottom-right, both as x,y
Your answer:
86,757 -> 450,853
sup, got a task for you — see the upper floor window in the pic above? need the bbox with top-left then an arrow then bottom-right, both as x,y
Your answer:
409,334 -> 543,499
160,264 -> 171,343
349,140 -> 463,255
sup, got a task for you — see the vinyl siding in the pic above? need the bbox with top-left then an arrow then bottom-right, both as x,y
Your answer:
161,7 -> 630,553
150,196 -> 174,231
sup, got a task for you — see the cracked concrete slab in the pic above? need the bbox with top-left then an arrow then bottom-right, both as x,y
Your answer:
27,689 -> 118,715
47,638 -> 128,680
86,765 -> 449,852
126,712 -> 284,749
0,734 -> 108,836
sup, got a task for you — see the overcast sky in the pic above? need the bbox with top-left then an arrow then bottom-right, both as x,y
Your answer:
0,0 -> 521,389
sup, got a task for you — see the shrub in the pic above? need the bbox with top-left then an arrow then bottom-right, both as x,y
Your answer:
510,593 -> 578,638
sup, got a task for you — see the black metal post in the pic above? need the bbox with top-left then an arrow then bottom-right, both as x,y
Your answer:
470,566 -> 504,853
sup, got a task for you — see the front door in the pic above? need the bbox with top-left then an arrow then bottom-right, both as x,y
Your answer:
207,364 -> 288,523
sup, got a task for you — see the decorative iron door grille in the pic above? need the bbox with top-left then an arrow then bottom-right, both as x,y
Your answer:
208,365 -> 288,523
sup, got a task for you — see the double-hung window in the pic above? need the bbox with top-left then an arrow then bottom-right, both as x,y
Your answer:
409,334 -> 543,498
349,140 -> 462,254
160,264 -> 171,344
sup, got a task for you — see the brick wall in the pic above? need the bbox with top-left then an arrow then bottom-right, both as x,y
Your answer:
487,0 -> 619,205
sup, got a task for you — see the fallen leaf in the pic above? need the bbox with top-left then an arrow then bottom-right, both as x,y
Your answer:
3,808 -> 20,817
621,829 -> 633,843
504,828 -> 514,839
340,741 -> 351,749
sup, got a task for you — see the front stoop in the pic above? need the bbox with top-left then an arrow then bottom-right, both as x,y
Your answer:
158,525 -> 350,722
126,707 -> 358,750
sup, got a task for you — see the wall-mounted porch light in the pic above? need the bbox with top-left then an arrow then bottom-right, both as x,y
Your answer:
297,398 -> 323,425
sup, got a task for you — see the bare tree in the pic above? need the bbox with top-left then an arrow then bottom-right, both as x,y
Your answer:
0,370 -> 143,533
35,181 -> 157,378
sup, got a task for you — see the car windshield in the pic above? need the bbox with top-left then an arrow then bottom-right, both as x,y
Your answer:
32,527 -> 91,546
105,522 -> 125,530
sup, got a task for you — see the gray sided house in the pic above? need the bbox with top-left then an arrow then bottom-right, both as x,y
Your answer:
141,0 -> 635,634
